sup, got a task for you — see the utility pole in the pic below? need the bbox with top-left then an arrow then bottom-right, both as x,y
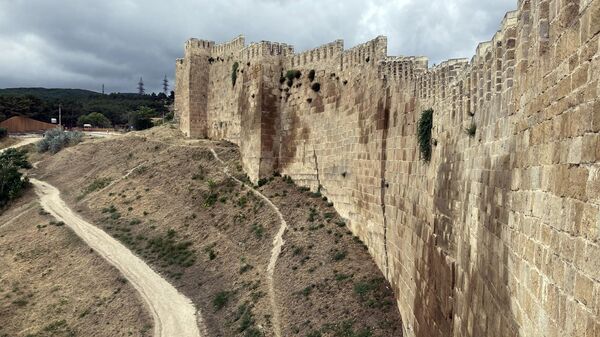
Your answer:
58,103 -> 62,129
138,77 -> 145,95
163,75 -> 169,95
102,84 -> 105,95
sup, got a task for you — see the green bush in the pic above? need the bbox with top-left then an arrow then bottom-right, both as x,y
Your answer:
146,229 -> 196,267
212,291 -> 232,311
311,82 -> 321,92
37,128 -> 83,154
308,69 -> 316,82
417,109 -> 433,161
232,62 -> 240,87
84,177 -> 112,194
0,127 -> 7,139
332,249 -> 347,261
256,178 -> 268,187
286,70 -> 301,80
285,69 -> 301,87
465,123 -> 477,138
77,112 -> 111,128
0,148 -> 31,207
251,223 -> 264,239
128,106 -> 155,131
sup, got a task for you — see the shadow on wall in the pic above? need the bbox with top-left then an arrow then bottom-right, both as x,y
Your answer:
413,124 -> 520,336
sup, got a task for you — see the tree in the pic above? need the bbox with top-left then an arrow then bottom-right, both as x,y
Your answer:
0,148 -> 31,207
128,106 -> 155,130
77,112 -> 111,128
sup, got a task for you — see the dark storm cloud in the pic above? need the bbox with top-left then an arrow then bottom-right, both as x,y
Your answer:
0,0 -> 516,93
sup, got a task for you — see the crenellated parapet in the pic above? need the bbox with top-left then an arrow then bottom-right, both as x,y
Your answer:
184,38 -> 214,57
379,56 -> 429,83
342,35 -> 388,69
240,41 -> 294,61
287,40 -> 344,69
212,35 -> 246,59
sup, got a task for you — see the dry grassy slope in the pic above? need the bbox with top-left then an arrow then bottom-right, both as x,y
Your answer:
0,191 -> 152,337
34,126 -> 403,337
0,137 -> 18,150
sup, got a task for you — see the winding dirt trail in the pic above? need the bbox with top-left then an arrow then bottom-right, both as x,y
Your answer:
210,148 -> 287,337
0,136 -> 41,153
30,178 -> 204,337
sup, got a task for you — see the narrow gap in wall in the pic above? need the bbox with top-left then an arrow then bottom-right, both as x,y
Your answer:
313,148 -> 322,192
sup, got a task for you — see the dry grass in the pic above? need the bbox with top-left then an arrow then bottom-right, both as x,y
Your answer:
0,136 -> 19,150
31,125 -> 403,337
0,191 -> 152,337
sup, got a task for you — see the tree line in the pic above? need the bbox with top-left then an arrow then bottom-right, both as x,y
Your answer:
0,88 -> 174,128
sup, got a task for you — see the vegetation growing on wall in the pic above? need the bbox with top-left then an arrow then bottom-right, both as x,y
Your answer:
417,108 -> 433,161
465,123 -> 477,138
308,69 -> 316,82
231,62 -> 240,87
285,70 -> 302,87
311,83 -> 321,92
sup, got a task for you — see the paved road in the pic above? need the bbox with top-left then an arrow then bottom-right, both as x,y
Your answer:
31,178 -> 203,337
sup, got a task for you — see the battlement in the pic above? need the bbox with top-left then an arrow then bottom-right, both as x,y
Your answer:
288,40 -> 344,68
240,40 -> 294,61
185,38 -> 214,51
212,35 -> 246,58
378,56 -> 429,82
342,35 -> 388,69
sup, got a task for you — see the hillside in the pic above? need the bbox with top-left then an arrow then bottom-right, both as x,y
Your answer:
0,87 -> 171,127
27,125 -> 403,337
0,190 -> 153,337
0,88 -> 102,101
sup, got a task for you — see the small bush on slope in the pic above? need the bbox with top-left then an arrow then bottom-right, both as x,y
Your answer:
0,148 -> 31,207
37,128 -> 83,154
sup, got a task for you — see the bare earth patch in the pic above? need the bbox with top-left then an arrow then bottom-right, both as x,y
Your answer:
0,191 -> 152,337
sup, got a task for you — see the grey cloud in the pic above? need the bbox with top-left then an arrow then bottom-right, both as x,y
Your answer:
0,0 -> 515,93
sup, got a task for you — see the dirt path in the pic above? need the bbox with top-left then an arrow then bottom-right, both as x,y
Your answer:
0,136 -> 40,153
30,178 -> 204,337
210,148 -> 287,337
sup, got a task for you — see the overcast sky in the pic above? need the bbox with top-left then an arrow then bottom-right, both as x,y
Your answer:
0,0 -> 516,93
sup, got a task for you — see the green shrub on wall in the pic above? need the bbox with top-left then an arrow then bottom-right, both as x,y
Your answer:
308,69 -> 316,82
231,62 -> 239,87
285,70 -> 301,81
417,108 -> 433,161
465,123 -> 477,138
311,83 -> 321,92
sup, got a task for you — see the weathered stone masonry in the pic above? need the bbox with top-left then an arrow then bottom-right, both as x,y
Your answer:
176,1 -> 600,336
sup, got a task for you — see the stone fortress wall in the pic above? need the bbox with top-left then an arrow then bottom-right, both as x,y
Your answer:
175,0 -> 600,336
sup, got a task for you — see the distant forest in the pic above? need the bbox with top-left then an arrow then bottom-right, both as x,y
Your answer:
0,88 -> 174,127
